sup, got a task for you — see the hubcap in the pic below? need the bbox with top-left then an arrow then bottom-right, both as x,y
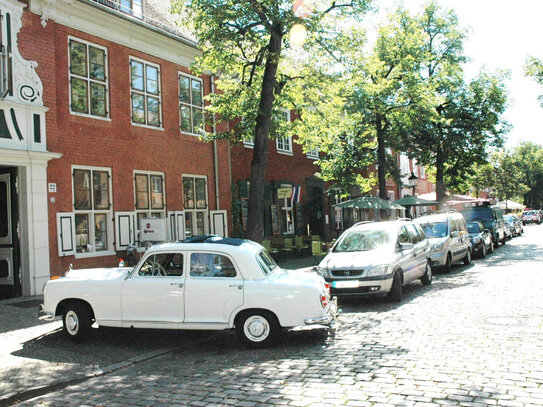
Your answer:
244,316 -> 270,342
65,311 -> 79,335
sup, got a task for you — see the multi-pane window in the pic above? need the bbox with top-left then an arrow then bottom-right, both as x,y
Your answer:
134,172 -> 165,231
307,148 -> 319,159
276,109 -> 292,154
72,167 -> 112,254
69,38 -> 108,118
179,74 -> 204,134
130,58 -> 161,127
183,176 -> 208,238
119,0 -> 143,17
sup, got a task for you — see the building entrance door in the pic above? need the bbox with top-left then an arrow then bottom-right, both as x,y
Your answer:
0,167 -> 20,298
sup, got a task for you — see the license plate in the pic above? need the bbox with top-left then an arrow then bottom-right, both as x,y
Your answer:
333,280 -> 359,288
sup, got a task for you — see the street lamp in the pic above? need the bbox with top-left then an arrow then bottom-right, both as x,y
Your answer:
408,172 -> 418,196
407,172 -> 418,219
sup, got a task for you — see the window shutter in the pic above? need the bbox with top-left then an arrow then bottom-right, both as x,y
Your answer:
210,210 -> 228,237
57,212 -> 76,257
167,211 -> 185,241
115,211 -> 136,251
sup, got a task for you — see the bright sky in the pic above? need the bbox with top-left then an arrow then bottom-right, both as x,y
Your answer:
371,0 -> 543,148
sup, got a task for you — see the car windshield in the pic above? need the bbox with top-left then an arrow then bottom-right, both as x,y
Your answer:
333,229 -> 391,252
418,222 -> 448,238
462,208 -> 493,222
256,250 -> 277,275
466,222 -> 481,234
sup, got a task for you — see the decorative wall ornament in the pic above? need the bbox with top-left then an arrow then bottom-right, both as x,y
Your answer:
1,0 -> 44,106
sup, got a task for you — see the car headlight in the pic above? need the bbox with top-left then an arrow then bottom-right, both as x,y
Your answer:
313,266 -> 328,278
366,265 -> 389,277
431,243 -> 443,252
472,237 -> 481,244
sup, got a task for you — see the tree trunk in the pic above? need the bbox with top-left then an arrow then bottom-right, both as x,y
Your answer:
376,116 -> 387,201
435,153 -> 446,208
247,24 -> 282,243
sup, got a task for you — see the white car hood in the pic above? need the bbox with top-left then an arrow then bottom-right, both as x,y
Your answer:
319,250 -> 389,270
64,267 -> 131,281
428,237 -> 448,245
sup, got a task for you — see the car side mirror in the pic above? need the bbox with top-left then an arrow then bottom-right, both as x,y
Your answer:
399,242 -> 414,251
484,229 -> 489,234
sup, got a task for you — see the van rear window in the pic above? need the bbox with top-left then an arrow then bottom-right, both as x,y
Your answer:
462,208 -> 493,222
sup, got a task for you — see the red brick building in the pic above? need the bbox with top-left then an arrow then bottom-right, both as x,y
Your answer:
1,0 -> 231,297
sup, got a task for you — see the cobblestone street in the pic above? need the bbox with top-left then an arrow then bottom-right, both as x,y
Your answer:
3,225 -> 543,406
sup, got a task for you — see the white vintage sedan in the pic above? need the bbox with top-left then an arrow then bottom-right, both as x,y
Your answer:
39,236 -> 338,347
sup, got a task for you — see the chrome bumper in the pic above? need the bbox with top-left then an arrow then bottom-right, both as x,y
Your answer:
38,304 -> 55,321
304,297 -> 340,327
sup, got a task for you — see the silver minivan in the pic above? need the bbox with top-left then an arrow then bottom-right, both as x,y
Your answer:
313,220 -> 432,302
414,212 -> 472,272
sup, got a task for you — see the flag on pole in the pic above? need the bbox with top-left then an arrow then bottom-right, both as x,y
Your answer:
292,186 -> 301,203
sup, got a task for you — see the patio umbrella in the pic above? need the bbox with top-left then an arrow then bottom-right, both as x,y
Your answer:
393,196 -> 439,206
334,195 -> 405,210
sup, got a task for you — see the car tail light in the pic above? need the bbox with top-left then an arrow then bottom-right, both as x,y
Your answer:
324,283 -> 330,293
321,295 -> 328,308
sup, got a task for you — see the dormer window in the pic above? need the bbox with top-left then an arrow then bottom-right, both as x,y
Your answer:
120,0 -> 143,18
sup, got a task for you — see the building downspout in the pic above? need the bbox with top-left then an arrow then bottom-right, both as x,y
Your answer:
211,75 -> 220,210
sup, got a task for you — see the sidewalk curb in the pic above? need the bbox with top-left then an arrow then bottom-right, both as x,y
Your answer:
0,331 -> 225,407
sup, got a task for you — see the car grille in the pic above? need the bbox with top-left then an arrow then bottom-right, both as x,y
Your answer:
331,269 -> 364,277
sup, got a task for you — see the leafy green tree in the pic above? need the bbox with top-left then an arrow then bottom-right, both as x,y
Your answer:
296,7 -> 429,200
406,2 -> 509,204
172,0 -> 372,242
525,56 -> 543,107
491,150 -> 529,205
466,162 -> 494,198
511,142 -> 543,208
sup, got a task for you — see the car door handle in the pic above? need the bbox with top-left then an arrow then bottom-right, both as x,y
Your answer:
229,284 -> 242,290
170,283 -> 183,288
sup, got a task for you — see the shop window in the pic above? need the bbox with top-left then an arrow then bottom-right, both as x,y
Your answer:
183,176 -> 208,237
71,167 -> 113,255
134,172 -> 165,232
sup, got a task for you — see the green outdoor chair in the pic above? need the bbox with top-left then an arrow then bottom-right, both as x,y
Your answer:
262,239 -> 278,254
312,240 -> 324,257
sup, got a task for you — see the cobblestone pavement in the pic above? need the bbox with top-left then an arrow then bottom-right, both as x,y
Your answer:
8,224 -> 543,406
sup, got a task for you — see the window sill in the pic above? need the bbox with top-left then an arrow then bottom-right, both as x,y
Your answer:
307,155 -> 319,160
75,250 -> 116,259
277,150 -> 293,156
243,144 -> 254,149
181,131 -> 205,138
70,111 -> 111,121
132,123 -> 164,131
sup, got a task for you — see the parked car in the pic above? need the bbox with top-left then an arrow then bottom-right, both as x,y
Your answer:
414,212 -> 472,272
504,214 -> 522,237
504,219 -> 513,239
522,210 -> 541,225
462,205 -> 506,246
39,236 -> 338,348
466,221 -> 494,258
313,220 -> 432,302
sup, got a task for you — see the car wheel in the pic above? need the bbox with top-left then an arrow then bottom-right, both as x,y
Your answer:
62,302 -> 92,343
236,311 -> 278,348
388,270 -> 403,302
489,239 -> 494,253
463,248 -> 472,265
443,253 -> 452,273
501,235 -> 506,245
481,243 -> 486,258
421,262 -> 432,286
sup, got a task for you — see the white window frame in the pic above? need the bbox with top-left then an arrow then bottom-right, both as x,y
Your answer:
182,174 -> 209,238
133,170 -> 166,238
178,72 -> 204,136
71,165 -> 114,258
117,0 -> 143,18
68,36 -> 110,120
307,147 -> 319,160
281,196 -> 295,235
243,136 -> 255,148
276,109 -> 293,155
129,56 -> 162,129
388,190 -> 395,202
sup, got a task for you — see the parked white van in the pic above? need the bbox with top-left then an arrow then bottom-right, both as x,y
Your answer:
414,212 -> 472,272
